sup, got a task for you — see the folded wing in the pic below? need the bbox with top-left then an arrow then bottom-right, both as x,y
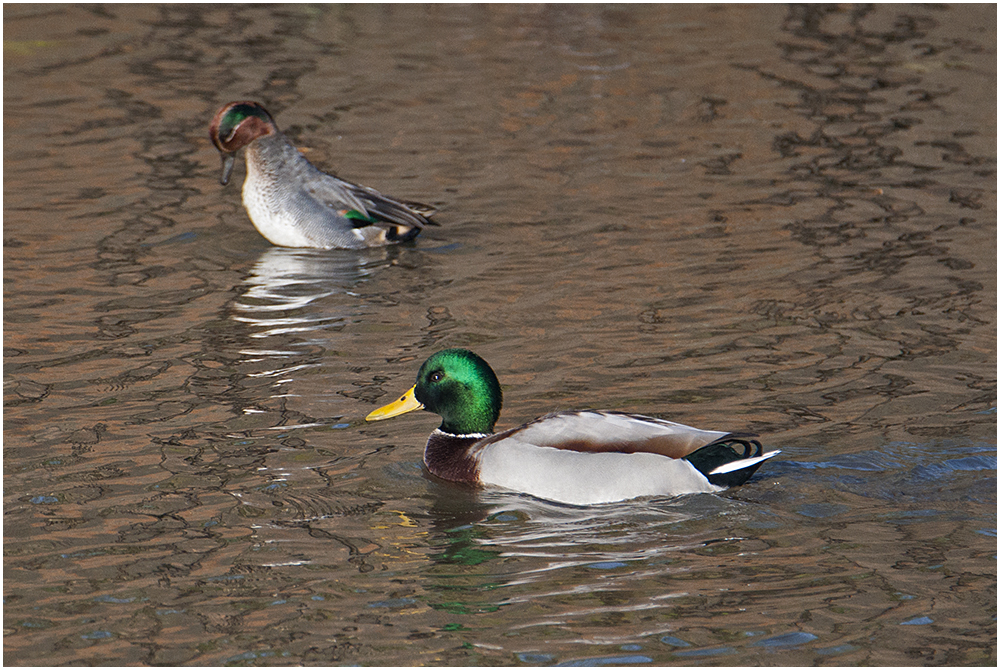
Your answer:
305,175 -> 434,232
481,410 -> 740,459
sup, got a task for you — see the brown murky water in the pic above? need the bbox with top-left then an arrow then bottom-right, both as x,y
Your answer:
4,4 -> 996,666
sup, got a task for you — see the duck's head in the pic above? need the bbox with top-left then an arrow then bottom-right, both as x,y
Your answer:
209,101 -> 278,185
366,348 -> 502,436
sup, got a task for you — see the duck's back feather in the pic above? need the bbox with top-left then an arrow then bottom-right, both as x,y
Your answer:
476,410 -> 736,459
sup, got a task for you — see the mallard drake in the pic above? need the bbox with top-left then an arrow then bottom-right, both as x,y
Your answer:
209,101 -> 436,249
366,348 -> 779,506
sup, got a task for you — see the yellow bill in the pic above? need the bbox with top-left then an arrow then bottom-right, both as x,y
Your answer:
366,385 -> 424,421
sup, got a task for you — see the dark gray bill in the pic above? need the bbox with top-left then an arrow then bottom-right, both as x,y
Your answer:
219,153 -> 235,186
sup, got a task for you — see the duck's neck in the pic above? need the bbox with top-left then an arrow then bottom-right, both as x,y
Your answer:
245,131 -> 297,170
423,430 -> 485,484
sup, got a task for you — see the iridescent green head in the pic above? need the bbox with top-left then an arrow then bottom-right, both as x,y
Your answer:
415,349 -> 503,434
366,349 -> 503,436
209,101 -> 277,184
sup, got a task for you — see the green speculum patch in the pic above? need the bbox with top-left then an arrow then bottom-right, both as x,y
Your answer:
345,209 -> 376,224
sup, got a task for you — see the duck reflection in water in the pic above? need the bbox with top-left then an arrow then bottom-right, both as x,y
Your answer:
233,246 -> 397,342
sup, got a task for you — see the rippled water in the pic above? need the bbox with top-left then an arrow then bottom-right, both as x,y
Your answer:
4,4 -> 996,666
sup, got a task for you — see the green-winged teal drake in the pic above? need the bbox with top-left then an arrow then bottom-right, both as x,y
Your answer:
210,101 -> 436,249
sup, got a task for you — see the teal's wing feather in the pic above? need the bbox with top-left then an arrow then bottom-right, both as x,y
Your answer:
306,176 -> 432,231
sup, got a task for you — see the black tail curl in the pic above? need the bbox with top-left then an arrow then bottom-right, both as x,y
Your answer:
683,434 -> 769,488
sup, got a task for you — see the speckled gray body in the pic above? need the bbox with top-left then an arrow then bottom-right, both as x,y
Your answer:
240,132 -> 431,249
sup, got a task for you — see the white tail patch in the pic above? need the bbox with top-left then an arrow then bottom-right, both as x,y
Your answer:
708,449 -> 781,475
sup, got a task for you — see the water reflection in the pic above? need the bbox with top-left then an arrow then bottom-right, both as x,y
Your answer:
222,246 -> 406,428
233,246 -> 394,344
423,488 -> 760,613
402,486 -> 798,659
445,491 -> 699,561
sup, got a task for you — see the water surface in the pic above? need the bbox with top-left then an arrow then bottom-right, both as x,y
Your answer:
4,4 -> 996,666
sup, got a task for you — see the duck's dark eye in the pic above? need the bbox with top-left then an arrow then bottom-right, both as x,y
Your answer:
429,371 -> 444,383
